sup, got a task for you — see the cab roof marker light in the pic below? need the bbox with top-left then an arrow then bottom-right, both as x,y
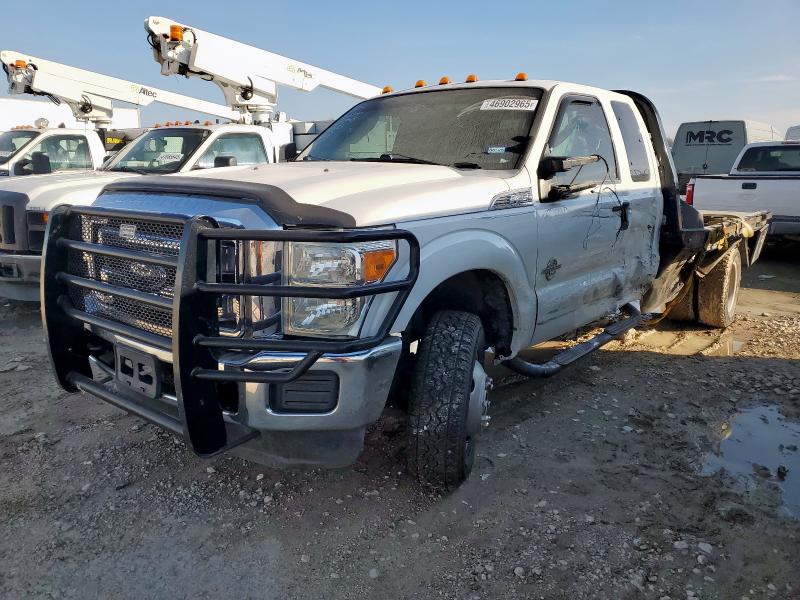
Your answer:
465,74 -> 478,83
515,72 -> 528,81
414,80 -> 426,88
439,76 -> 450,85
381,86 -> 393,94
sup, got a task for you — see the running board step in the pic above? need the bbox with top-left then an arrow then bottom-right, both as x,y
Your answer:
503,303 -> 642,378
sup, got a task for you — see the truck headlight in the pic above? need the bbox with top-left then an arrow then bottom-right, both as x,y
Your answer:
283,240 -> 397,338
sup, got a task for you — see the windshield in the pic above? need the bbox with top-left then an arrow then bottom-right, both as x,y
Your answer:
736,145 -> 800,172
0,130 -> 39,165
299,87 -> 543,170
105,128 -> 210,174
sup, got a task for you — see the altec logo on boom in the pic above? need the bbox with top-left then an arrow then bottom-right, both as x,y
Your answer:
130,84 -> 158,98
685,129 -> 734,145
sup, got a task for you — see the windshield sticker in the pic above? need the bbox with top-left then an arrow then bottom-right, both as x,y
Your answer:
0,151 -> 12,158
487,146 -> 507,154
480,98 -> 538,111
155,152 -> 183,162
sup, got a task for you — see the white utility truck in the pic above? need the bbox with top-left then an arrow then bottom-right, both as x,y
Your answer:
0,38 -> 379,301
689,141 -> 800,240
41,76 -> 770,490
0,97 -> 140,131
0,51 -> 238,178
672,120 -> 781,193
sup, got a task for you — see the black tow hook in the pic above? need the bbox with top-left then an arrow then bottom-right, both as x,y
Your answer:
502,303 -> 642,378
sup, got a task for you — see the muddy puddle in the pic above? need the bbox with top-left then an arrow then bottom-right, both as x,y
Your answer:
703,405 -> 800,518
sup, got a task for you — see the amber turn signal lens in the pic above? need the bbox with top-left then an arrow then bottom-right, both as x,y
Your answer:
363,248 -> 397,283
169,25 -> 184,42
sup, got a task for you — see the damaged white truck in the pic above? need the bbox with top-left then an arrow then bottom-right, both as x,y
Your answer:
41,77 -> 769,490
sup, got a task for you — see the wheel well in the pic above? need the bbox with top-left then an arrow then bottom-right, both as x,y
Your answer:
406,270 -> 514,355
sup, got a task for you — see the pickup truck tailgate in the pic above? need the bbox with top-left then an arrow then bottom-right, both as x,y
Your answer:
693,175 -> 800,218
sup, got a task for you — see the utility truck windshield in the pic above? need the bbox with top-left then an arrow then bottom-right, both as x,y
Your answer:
301,87 -> 543,170
0,130 -> 39,165
105,128 -> 210,174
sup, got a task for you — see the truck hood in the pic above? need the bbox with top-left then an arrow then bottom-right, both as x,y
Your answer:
177,162 -> 516,226
0,171 -> 138,211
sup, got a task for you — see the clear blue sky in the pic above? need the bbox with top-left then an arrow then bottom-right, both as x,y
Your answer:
2,0 -> 799,137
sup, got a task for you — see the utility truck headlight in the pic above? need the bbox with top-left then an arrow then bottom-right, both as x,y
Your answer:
283,240 -> 397,338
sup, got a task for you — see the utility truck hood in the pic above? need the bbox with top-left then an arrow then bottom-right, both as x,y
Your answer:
174,162 -> 515,226
0,171 -> 138,211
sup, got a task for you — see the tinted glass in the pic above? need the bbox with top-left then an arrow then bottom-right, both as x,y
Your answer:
0,130 -> 39,165
22,135 -> 92,171
611,100 -> 651,182
195,133 -> 268,169
737,146 -> 800,172
300,87 -> 543,170
544,99 -> 618,186
105,128 -> 210,174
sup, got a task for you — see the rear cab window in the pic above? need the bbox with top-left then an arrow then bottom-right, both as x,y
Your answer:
611,100 -> 652,183
735,145 -> 800,173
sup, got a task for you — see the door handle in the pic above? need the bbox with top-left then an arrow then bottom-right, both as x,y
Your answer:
742,182 -> 757,190
612,201 -> 631,230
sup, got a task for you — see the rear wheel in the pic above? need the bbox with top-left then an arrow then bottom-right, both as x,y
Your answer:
697,247 -> 741,328
406,310 -> 489,491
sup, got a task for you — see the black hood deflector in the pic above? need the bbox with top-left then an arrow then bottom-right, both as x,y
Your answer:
102,176 -> 356,228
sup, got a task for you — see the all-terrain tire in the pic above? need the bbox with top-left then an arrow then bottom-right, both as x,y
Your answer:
668,277 -> 696,322
697,247 -> 742,328
407,310 -> 485,491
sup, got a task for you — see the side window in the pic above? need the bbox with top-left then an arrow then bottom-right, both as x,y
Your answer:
196,134 -> 268,169
611,101 -> 652,182
22,135 -> 92,171
544,99 -> 618,187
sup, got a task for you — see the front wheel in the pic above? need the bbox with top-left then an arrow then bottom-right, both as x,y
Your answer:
406,310 -> 490,491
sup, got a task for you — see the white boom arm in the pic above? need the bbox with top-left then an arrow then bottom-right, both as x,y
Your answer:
145,16 -> 381,123
1,50 -> 239,126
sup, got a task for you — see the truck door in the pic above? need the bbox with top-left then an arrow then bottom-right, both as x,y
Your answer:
531,96 -> 625,343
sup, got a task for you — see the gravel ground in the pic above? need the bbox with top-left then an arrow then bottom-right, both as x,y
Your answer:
0,247 -> 798,600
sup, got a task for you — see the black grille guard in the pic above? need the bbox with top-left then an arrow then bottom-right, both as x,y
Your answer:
42,205 -> 420,456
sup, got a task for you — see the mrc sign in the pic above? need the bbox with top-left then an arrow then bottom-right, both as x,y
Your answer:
684,129 -> 734,145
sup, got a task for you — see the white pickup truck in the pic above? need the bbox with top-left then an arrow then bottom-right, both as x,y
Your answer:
0,123 -> 282,300
689,141 -> 800,240
41,77 -> 769,490
0,126 -> 107,178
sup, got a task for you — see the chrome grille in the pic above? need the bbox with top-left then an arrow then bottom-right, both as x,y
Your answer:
66,214 -> 184,338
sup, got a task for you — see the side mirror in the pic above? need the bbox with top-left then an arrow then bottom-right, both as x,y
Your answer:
280,142 -> 298,161
13,160 -> 30,176
538,155 -> 600,180
32,152 -> 52,175
213,155 -> 237,168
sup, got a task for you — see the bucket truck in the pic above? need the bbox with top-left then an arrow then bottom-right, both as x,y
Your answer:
0,33 -> 378,301
0,50 -> 239,178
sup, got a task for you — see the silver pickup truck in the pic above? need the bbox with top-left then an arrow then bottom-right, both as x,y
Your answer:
41,77 -> 769,490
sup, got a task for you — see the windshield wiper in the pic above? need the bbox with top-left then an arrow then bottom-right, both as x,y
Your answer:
350,153 -> 442,166
302,154 -> 332,162
451,161 -> 482,170
106,166 -> 152,175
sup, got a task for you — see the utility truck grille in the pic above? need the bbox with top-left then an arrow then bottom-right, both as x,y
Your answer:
63,212 -> 184,339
